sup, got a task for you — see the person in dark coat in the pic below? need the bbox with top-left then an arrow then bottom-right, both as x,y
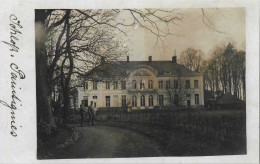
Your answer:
88,101 -> 95,126
80,101 -> 87,127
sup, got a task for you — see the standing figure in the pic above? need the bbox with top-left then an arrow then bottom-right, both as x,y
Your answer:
80,100 -> 87,127
88,101 -> 95,126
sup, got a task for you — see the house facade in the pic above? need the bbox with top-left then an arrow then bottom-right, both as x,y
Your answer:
78,56 -> 204,110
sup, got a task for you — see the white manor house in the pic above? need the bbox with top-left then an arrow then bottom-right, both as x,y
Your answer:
77,55 -> 204,110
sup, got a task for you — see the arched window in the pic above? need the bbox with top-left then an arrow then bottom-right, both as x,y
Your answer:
132,80 -> 137,89
148,80 -> 153,89
132,95 -> 137,107
140,95 -> 145,106
140,80 -> 145,89
149,95 -> 153,106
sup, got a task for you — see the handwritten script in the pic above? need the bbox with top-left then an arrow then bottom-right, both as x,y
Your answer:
0,14 -> 25,137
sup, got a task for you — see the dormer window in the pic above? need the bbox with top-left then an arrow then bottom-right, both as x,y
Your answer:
164,71 -> 171,75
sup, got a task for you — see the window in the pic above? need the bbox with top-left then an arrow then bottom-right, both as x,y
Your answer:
149,95 -> 153,106
122,95 -> 126,107
121,81 -> 126,90
106,81 -> 110,90
166,80 -> 171,89
140,95 -> 145,106
114,82 -> 118,90
83,81 -> 88,90
105,96 -> 110,107
93,96 -> 97,99
174,80 -> 178,89
174,94 -> 179,106
159,95 -> 164,106
132,96 -> 137,107
185,80 -> 190,89
164,71 -> 171,74
159,81 -> 163,89
140,80 -> 145,89
82,98 -> 88,107
148,80 -> 153,89
194,80 -> 199,88
195,94 -> 199,104
93,82 -> 97,90
186,94 -> 191,97
132,80 -> 137,89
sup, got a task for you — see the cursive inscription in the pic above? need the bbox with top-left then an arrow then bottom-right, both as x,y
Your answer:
0,14 -> 25,137
2,14 -> 23,53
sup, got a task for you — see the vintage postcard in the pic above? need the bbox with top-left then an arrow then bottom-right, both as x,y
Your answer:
0,0 -> 259,163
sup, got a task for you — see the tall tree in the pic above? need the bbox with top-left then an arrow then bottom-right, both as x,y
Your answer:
179,48 -> 204,72
224,43 -> 236,94
36,10 -> 70,128
202,43 -> 245,101
36,9 -> 184,129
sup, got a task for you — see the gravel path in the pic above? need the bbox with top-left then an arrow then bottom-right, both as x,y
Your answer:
54,125 -> 162,158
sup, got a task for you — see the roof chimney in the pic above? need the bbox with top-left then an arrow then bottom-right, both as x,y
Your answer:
127,56 -> 129,62
172,49 -> 177,63
148,56 -> 152,62
172,56 -> 177,63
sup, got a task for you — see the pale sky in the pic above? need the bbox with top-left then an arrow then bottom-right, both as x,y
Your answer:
121,8 -> 245,61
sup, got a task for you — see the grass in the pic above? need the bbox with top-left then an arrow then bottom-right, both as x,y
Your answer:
37,125 -> 79,159
95,109 -> 246,156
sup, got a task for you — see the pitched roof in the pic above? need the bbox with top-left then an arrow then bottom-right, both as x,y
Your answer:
86,60 -> 202,80
119,61 -> 202,77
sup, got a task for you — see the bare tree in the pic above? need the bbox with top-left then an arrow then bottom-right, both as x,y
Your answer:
231,50 -> 245,99
166,67 -> 187,107
36,10 -> 70,128
202,43 -> 245,100
36,9 -> 184,129
166,80 -> 186,107
179,48 -> 204,72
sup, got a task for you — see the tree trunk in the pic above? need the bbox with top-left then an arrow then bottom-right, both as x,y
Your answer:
35,11 -> 56,128
62,11 -> 73,124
